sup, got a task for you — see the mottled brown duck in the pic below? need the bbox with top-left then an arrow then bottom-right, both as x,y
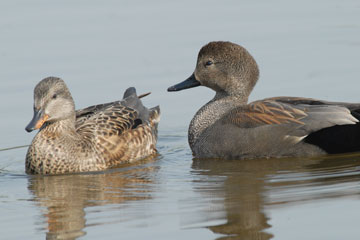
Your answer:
168,41 -> 360,159
26,77 -> 160,174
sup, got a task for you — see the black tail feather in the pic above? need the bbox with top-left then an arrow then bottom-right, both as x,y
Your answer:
305,110 -> 360,154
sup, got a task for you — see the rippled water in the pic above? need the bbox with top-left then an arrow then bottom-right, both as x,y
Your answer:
1,0 -> 360,239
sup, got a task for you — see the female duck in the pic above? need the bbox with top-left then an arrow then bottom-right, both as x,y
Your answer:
26,77 -> 160,174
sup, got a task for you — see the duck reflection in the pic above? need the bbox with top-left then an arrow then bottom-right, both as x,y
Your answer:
27,159 -> 159,240
191,154 -> 360,240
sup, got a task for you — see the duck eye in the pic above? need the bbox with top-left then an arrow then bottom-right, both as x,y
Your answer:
52,94 -> 57,99
205,61 -> 213,67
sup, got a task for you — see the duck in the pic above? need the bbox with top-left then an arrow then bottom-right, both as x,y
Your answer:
25,77 -> 160,174
168,41 -> 360,159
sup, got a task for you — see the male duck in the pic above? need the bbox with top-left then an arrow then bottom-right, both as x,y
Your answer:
26,77 -> 160,174
168,41 -> 360,159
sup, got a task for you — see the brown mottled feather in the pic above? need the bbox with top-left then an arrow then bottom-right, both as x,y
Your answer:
76,104 -> 137,139
25,78 -> 160,175
26,102 -> 159,175
75,103 -> 158,168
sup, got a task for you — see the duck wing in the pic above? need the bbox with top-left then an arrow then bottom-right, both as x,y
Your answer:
75,87 -> 149,126
267,96 -> 360,112
75,87 -> 159,163
76,103 -> 139,140
223,97 -> 358,140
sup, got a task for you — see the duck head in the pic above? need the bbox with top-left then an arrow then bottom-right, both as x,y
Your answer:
26,77 -> 75,132
168,41 -> 260,100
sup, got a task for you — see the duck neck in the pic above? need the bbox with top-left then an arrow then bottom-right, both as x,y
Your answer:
214,91 -> 249,103
188,92 -> 247,148
40,117 -> 77,137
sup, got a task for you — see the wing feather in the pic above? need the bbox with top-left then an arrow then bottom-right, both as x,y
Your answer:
227,100 -> 308,128
223,98 -> 357,133
76,103 -> 138,140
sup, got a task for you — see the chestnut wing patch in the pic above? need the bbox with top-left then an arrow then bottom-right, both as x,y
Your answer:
225,100 -> 308,128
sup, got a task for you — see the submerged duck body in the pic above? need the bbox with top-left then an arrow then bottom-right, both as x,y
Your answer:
168,41 -> 360,159
26,77 -> 160,174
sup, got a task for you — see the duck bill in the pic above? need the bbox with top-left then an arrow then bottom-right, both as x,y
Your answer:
25,110 -> 49,132
167,73 -> 201,92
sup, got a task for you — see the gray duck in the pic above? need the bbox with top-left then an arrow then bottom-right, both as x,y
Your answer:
26,77 -> 160,174
168,41 -> 360,159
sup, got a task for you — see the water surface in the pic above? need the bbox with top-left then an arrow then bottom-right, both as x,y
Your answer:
1,0 -> 360,239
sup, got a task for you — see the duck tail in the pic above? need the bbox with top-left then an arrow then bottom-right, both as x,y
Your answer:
123,87 -> 151,99
123,87 -> 137,99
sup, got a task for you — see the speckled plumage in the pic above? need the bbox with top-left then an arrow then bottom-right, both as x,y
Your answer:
26,77 -> 160,175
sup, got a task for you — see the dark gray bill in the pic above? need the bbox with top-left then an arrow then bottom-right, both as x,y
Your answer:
25,109 -> 47,132
167,73 -> 201,92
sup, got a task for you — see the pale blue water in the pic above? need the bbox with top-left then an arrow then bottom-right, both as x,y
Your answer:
1,0 -> 360,239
